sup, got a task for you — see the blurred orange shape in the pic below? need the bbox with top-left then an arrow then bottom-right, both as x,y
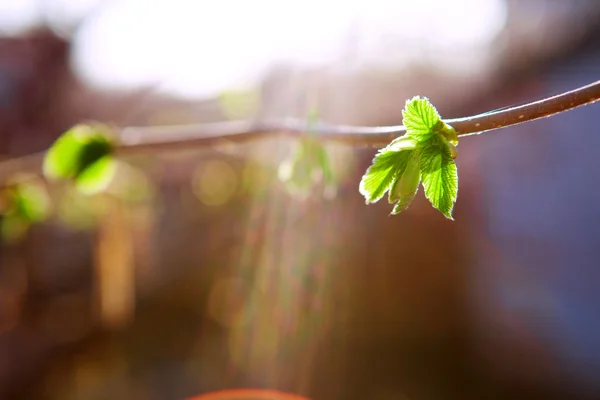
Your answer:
187,389 -> 310,400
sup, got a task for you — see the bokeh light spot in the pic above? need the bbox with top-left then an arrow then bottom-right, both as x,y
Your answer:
187,389 -> 310,400
218,87 -> 261,119
192,160 -> 238,206
207,277 -> 252,328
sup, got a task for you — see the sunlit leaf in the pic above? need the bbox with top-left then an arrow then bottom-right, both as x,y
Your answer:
388,150 -> 421,215
43,124 -> 115,195
279,124 -> 337,200
359,148 -> 412,204
75,156 -> 117,195
0,179 -> 51,242
11,181 -> 51,222
419,135 -> 458,219
402,96 -> 442,140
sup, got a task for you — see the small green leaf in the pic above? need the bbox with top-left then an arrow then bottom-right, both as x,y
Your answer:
44,124 -> 113,179
419,136 -> 458,219
316,144 -> 334,185
43,129 -> 83,179
75,156 -> 118,195
43,124 -> 115,195
278,136 -> 336,199
402,96 -> 442,140
359,147 -> 412,204
11,182 -> 51,222
359,135 -> 417,204
279,110 -> 337,199
0,179 -> 51,242
388,151 -> 421,214
387,135 -> 419,152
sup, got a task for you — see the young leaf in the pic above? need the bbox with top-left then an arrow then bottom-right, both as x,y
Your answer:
316,144 -> 334,185
388,151 -> 421,215
43,124 -> 116,195
402,96 -> 442,140
279,111 -> 338,199
278,136 -> 337,200
359,134 -> 418,203
387,135 -> 419,152
75,156 -> 118,195
44,124 -> 114,180
419,136 -> 458,219
43,127 -> 84,179
359,147 -> 412,204
11,181 -> 51,222
0,179 -> 51,242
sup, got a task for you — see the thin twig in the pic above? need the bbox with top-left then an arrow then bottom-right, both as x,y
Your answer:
1,79 -> 600,182
450,79 -> 600,137
117,79 -> 600,152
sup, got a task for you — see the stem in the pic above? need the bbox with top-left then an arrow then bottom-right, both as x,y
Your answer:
1,79 -> 600,182
450,79 -> 600,137
116,118 -> 403,155
117,79 -> 600,153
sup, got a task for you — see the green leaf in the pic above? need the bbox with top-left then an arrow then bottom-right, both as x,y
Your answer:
316,144 -> 334,185
43,124 -> 114,182
388,150 -> 421,214
359,135 -> 418,204
278,137 -> 335,199
11,182 -> 51,222
387,135 -> 419,152
43,124 -> 116,196
75,156 -> 118,195
279,110 -> 338,199
359,149 -> 411,204
0,179 -> 51,243
419,136 -> 458,219
402,96 -> 442,140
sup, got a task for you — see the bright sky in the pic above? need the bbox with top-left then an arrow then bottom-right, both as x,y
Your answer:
0,0 -> 507,99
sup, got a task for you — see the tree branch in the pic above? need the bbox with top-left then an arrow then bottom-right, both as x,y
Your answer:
450,78 -> 600,137
1,79 -> 600,182
117,79 -> 600,153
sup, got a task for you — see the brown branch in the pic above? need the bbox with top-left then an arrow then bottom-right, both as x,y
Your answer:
1,79 -> 600,183
450,79 -> 600,137
116,119 -> 403,155
117,78 -> 600,153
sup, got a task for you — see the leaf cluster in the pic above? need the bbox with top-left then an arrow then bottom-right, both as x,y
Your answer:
359,97 -> 459,219
43,124 -> 117,195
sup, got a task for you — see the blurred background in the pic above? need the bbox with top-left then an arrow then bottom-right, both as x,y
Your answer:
0,0 -> 600,399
